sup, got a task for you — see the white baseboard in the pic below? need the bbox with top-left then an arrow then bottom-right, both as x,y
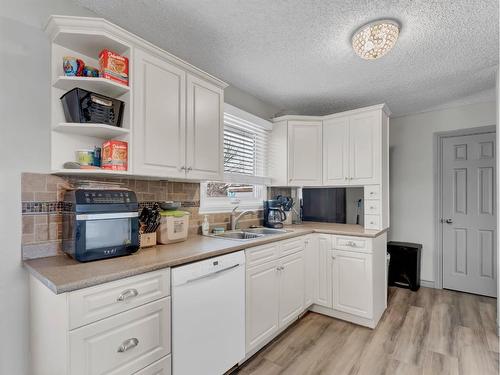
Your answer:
420,280 -> 436,288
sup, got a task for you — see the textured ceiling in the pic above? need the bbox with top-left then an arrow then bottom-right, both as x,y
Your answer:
75,0 -> 498,117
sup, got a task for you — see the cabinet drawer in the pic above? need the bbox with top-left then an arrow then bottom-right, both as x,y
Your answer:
333,235 -> 372,253
279,237 -> 305,258
364,215 -> 381,230
364,185 -> 380,200
69,269 -> 170,329
135,355 -> 171,375
70,297 -> 171,375
246,243 -> 279,268
364,200 -> 380,215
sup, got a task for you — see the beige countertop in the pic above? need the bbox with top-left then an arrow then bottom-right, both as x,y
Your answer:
24,223 -> 387,294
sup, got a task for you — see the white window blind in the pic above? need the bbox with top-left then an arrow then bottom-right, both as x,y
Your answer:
223,104 -> 272,185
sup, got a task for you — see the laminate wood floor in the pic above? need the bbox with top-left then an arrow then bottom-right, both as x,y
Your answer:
237,287 -> 499,375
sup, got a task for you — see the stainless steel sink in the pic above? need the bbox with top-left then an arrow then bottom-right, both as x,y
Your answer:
242,228 -> 288,235
208,227 -> 289,241
211,231 -> 264,240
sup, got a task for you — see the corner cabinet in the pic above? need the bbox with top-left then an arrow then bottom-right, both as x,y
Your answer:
134,49 -> 224,181
288,120 -> 323,186
323,109 -> 382,186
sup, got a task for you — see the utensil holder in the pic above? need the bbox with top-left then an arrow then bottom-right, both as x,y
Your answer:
139,232 -> 157,248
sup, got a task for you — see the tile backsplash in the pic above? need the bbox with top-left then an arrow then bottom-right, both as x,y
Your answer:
21,173 -> 263,260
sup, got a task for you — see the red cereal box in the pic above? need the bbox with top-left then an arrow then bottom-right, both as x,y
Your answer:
99,49 -> 129,86
101,140 -> 128,171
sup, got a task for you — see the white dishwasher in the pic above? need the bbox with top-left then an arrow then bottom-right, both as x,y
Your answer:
172,251 -> 246,375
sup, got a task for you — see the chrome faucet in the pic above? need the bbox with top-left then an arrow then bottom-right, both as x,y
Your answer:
230,206 -> 255,230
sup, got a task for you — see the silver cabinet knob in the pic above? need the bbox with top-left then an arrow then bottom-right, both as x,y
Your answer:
116,288 -> 139,302
187,167 -> 192,171
117,338 -> 139,353
445,218 -> 453,224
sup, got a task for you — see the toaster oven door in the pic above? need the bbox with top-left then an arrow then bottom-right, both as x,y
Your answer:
75,212 -> 139,262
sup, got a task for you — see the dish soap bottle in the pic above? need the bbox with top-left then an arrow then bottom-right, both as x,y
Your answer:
202,215 -> 210,235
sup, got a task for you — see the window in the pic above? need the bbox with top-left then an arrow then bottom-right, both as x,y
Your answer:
199,104 -> 272,213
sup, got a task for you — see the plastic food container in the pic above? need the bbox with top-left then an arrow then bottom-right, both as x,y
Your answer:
75,149 -> 94,165
157,211 -> 190,244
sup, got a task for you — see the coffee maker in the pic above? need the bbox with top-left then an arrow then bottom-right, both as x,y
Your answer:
263,200 -> 287,228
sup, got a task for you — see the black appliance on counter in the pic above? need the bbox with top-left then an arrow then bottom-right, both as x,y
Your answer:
60,88 -> 124,127
301,188 -> 346,223
387,241 -> 422,291
62,189 -> 139,262
263,199 -> 287,229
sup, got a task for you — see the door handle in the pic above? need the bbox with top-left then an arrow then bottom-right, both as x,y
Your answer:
445,219 -> 453,224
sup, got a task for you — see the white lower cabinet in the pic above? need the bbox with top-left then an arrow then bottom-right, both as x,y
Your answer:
315,234 -> 333,308
331,250 -> 373,319
135,355 -> 171,375
245,259 -> 280,353
29,268 -> 172,375
278,252 -> 305,327
245,238 -> 306,355
70,298 -> 171,375
304,235 -> 317,307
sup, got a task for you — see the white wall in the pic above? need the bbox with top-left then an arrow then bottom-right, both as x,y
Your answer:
0,2 -> 96,374
389,101 -> 497,284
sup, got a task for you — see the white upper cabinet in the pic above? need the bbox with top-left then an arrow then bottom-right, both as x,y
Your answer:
133,52 -> 224,181
322,110 -> 382,186
348,111 -> 381,185
288,120 -> 323,186
186,74 -> 224,181
323,117 -> 349,185
133,49 -> 186,178
270,104 -> 389,188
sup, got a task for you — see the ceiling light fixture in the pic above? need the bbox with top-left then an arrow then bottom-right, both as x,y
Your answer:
352,19 -> 400,60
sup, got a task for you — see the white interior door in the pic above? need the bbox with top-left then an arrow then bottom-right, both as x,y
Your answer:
442,131 -> 496,297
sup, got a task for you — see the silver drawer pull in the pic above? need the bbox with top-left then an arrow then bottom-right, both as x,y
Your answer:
117,337 -> 139,353
346,241 -> 357,247
116,288 -> 139,302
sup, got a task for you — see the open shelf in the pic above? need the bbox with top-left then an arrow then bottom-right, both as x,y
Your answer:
53,76 -> 130,97
52,168 -> 130,177
53,123 -> 130,139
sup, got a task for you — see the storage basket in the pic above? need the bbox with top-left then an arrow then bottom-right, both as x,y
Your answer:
60,88 -> 124,127
157,211 -> 189,244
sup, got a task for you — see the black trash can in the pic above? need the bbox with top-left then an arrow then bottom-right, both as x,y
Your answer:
387,241 -> 422,291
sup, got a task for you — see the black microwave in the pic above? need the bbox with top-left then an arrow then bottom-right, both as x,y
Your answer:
62,189 -> 140,262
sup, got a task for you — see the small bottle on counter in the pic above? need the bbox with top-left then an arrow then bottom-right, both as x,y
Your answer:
202,215 -> 210,235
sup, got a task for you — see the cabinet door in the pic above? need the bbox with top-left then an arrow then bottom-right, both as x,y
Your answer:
323,117 -> 349,185
331,250 -> 373,319
315,234 -> 332,308
279,251 -> 305,327
246,260 -> 280,353
349,111 -> 381,185
134,49 -> 186,178
288,121 -> 323,186
304,235 -> 318,307
186,74 -> 224,180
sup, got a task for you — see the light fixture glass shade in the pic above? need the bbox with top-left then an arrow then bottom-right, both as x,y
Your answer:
352,20 -> 400,60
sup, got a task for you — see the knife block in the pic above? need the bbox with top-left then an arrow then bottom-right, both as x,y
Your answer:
139,232 -> 157,248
